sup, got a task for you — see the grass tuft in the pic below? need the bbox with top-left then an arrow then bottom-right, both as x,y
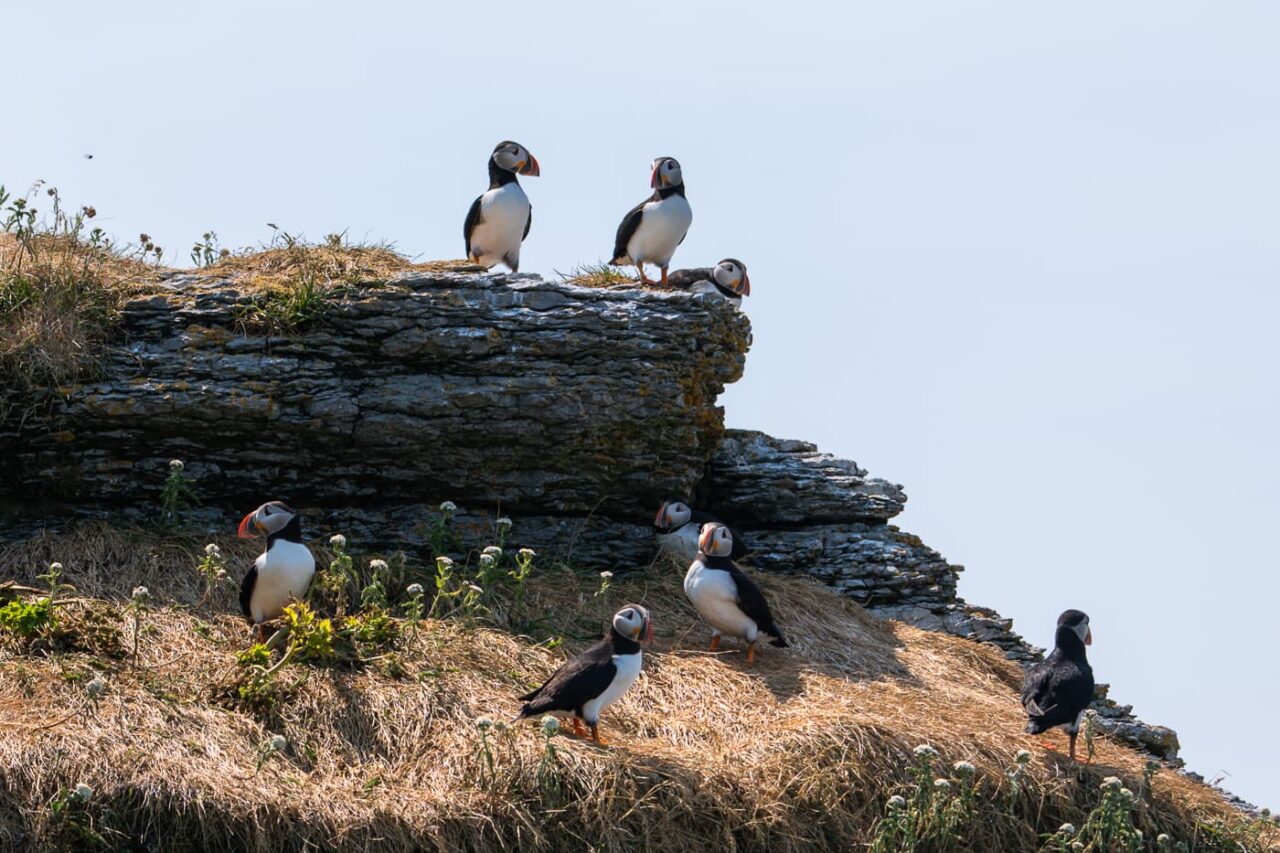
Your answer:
559,262 -> 641,289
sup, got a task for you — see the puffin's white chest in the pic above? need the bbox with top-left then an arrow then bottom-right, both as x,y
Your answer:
627,194 -> 692,266
655,523 -> 700,566
683,560 -> 757,641
470,183 -> 530,265
580,651 -> 642,723
250,540 -> 316,624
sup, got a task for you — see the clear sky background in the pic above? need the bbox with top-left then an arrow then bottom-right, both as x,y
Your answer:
5,0 -> 1278,809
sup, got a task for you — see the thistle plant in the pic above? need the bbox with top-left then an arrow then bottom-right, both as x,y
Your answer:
1069,776 -> 1143,852
1083,709 -> 1098,764
195,543 -> 229,607
85,675 -> 105,715
1006,748 -> 1033,804
537,715 -> 564,807
508,548 -> 536,612
594,571 -> 614,635
431,501 -> 457,558
473,716 -> 496,785
869,744 -> 976,852
190,230 -> 222,267
159,459 -> 199,527
126,586 -> 151,667
1140,758 -> 1160,803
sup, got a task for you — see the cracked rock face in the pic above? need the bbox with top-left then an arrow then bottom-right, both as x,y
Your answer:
1,272 -> 749,517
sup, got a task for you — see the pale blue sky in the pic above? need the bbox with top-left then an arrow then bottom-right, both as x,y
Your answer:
5,0 -> 1278,808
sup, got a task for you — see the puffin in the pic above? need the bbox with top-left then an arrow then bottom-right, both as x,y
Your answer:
463,140 -> 541,272
1021,609 -> 1096,762
653,499 -> 747,566
237,501 -> 316,642
516,604 -> 652,744
683,523 -> 787,664
609,156 -> 692,286
667,259 -> 751,308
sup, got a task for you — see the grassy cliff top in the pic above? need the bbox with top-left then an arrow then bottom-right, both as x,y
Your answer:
0,524 -> 1272,852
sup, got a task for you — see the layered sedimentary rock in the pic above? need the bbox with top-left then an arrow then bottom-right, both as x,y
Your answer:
0,269 -> 1178,761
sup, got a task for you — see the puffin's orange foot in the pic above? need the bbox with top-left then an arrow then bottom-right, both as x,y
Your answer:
746,642 -> 757,665
591,723 -> 608,745
709,635 -> 721,652
660,267 -> 670,288
571,718 -> 588,738
1041,741 -> 1058,750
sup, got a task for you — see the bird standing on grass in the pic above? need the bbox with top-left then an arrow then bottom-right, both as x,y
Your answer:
463,140 -> 541,272
610,156 -> 692,286
683,523 -> 787,664
1021,609 -> 1095,762
237,501 -> 316,643
667,258 -> 751,308
515,604 -> 652,744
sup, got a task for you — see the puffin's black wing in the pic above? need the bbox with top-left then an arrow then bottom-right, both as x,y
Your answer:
610,199 -> 648,264
523,204 -> 532,241
727,563 -> 788,647
238,565 -> 257,621
463,195 -> 483,257
667,267 -> 714,289
518,640 -> 617,716
1021,653 -> 1092,732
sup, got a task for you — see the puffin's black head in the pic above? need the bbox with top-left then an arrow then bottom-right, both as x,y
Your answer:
654,499 -> 692,530
650,156 -> 683,189
698,522 -> 734,558
238,501 -> 299,539
491,140 -> 540,177
613,603 -> 653,644
712,258 -> 751,297
1055,609 -> 1092,648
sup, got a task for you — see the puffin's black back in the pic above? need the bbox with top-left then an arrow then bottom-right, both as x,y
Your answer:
1021,623 -> 1094,732
517,629 -> 641,717
703,554 -> 788,646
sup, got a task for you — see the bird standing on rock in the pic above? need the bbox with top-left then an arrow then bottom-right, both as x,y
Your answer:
654,499 -> 747,565
463,140 -> 541,272
515,604 -> 652,744
237,501 -> 316,643
610,156 -> 692,286
683,523 -> 787,664
667,258 -> 751,308
1021,609 -> 1096,762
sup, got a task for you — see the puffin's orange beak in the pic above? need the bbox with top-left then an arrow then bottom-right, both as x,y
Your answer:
520,155 -> 540,177
1085,628 -> 1093,646
644,619 -> 654,644
740,272 -> 751,296
650,165 -> 660,188
654,502 -> 668,527
237,512 -> 261,539
698,525 -> 716,553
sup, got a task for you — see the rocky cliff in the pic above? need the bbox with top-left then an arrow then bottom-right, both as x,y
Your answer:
0,267 -> 1177,761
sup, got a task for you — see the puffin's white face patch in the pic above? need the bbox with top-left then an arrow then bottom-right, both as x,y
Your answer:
1072,617 -> 1090,644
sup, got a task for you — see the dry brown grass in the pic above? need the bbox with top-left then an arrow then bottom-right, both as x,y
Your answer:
0,524 -> 1273,851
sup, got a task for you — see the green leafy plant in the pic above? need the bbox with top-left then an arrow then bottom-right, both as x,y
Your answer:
1071,776 -> 1143,852
195,543 -> 229,607
430,501 -> 457,558
126,585 -> 151,666
281,601 -> 335,663
594,570 -> 614,636
315,533 -> 355,615
159,459 -> 198,527
189,231 -> 223,267
0,596 -> 54,638
869,746 -> 978,853
537,715 -> 565,808
507,548 -> 536,613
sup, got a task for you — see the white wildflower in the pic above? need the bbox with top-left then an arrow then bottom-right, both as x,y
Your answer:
913,744 -> 939,758
1071,843 -> 1085,852
269,735 -> 287,751
406,583 -> 424,597
369,559 -> 389,573
169,459 -> 184,472
1059,823 -> 1076,836
1157,835 -> 1171,846
329,533 -> 347,549
1014,749 -> 1032,764
599,570 -> 614,579
204,543 -> 221,557
517,548 -> 536,559
439,501 -> 457,513
49,562 -> 63,572
482,545 -> 502,558
131,586 -> 150,602
952,761 -> 975,776
475,716 -> 493,731
493,721 -> 508,732
886,795 -> 906,810
1101,776 -> 1123,790
467,583 -> 483,594
74,783 -> 93,802
436,556 -> 454,570
479,554 -> 496,569
1120,787 -> 1135,802
540,715 -> 560,735
496,516 -> 513,530
933,778 -> 951,791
